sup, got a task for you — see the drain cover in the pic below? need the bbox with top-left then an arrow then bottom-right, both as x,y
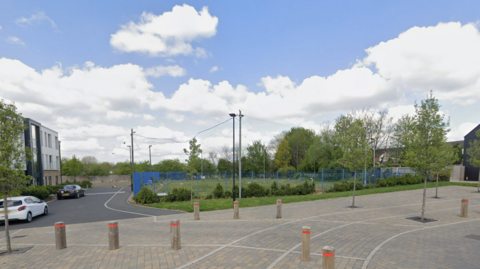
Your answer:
465,234 -> 480,241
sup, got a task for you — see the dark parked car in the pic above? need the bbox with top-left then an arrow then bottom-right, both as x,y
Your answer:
57,185 -> 85,199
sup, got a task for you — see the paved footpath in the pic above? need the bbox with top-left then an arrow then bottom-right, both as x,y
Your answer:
1,186 -> 480,268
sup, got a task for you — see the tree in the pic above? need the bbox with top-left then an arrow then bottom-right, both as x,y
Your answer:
184,138 -> 202,203
112,161 -> 132,175
81,156 -> 98,171
62,155 -> 84,181
274,138 -> 294,171
245,140 -> 269,172
432,142 -> 455,198
305,127 -> 343,170
208,151 -> 218,167
466,129 -> 480,192
0,100 -> 32,253
86,164 -> 110,176
353,108 -> 393,161
403,92 -> 450,221
220,145 -> 231,160
391,115 -> 415,166
285,127 -> 315,169
452,144 -> 463,165
335,115 -> 367,208
153,159 -> 188,172
217,158 -> 233,172
267,132 -> 285,157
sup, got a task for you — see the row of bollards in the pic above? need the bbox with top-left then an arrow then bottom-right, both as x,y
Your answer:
301,226 -> 335,268
55,221 -> 120,251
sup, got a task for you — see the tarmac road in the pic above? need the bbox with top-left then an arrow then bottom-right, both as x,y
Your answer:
0,187 -> 182,231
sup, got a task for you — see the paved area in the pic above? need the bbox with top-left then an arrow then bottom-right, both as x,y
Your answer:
0,187 -> 181,231
1,186 -> 480,268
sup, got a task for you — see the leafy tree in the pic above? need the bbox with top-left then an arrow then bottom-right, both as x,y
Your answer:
391,115 -> 415,166
305,127 -> 343,170
466,129 -> 480,192
153,159 -> 188,172
184,138 -> 202,204
245,140 -> 270,172
81,156 -> 98,171
86,164 -> 110,176
217,158 -> 233,172
112,161 -> 132,175
335,115 -> 367,208
274,138 -> 292,171
285,127 -> 315,169
134,160 -> 151,172
452,144 -> 463,165
403,92 -> 450,221
62,155 -> 84,181
0,100 -> 32,253
194,158 -> 216,173
432,142 -> 455,198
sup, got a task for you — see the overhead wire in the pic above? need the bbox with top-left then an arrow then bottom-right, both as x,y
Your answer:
134,118 -> 232,144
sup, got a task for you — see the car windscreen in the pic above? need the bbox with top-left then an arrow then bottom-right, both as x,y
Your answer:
62,186 -> 75,190
0,200 -> 23,208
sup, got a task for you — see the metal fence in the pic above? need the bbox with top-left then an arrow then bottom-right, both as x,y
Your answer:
133,167 -> 416,197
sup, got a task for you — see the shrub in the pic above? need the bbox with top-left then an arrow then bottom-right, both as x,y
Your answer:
355,181 -> 364,190
224,190 -> 233,198
396,177 -> 407,186
212,183 -> 224,199
270,181 -> 278,192
248,182 -> 266,197
364,184 -> 375,189
164,187 -> 190,202
386,177 -> 396,187
21,186 -> 50,200
133,186 -> 158,204
79,180 -> 93,188
46,185 -> 60,194
205,194 -> 213,199
375,178 -> 387,188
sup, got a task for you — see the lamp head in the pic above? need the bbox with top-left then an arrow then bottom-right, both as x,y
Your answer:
229,113 -> 236,117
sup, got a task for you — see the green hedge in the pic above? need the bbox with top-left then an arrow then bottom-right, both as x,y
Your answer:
21,186 -> 50,200
327,173 -> 426,193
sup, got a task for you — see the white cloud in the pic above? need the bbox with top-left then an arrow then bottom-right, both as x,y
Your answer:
16,11 -> 59,32
0,25 -> 2,30
110,4 -> 218,57
7,36 -> 26,46
387,105 -> 416,122
209,66 -> 219,73
167,112 -> 185,122
448,122 -> 480,141
144,65 -> 186,77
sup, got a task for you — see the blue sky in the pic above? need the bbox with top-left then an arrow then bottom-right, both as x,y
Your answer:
1,1 -> 480,162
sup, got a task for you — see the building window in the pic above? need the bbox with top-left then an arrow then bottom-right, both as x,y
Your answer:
49,176 -> 52,186
49,155 -> 52,169
55,137 -> 58,149
44,132 -> 47,147
41,132 -> 43,146
56,156 -> 59,170
48,134 -> 51,148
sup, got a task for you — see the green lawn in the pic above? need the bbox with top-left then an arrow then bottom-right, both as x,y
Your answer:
145,182 -> 476,212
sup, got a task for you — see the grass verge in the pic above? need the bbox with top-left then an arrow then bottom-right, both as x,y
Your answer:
145,182 -> 477,213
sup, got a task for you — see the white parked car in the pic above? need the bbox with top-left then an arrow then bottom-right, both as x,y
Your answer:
0,196 -> 49,223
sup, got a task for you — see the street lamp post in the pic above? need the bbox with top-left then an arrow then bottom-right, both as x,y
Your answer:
149,145 -> 152,172
371,138 -> 375,182
229,113 -> 237,202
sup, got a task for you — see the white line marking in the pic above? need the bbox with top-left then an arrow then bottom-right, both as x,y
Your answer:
86,192 -> 125,195
291,250 -> 365,261
104,187 -> 155,217
0,229 -> 23,241
361,217 -> 480,269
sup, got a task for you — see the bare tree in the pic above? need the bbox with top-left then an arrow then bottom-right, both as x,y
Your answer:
267,132 -> 285,158
221,145 -> 232,160
208,151 -> 218,166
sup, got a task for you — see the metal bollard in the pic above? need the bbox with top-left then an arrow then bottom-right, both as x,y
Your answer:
461,199 -> 469,218
234,201 -> 239,219
55,221 -> 67,250
322,246 -> 335,269
194,202 -> 200,220
301,226 -> 310,261
276,199 -> 282,219
108,221 -> 119,250
170,220 -> 181,250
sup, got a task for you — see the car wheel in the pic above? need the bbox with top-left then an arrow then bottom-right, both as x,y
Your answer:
43,207 -> 48,215
25,212 -> 33,223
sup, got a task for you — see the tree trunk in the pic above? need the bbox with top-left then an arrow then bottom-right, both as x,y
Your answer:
352,171 -> 356,208
3,192 -> 11,253
421,175 -> 427,221
435,173 -> 439,198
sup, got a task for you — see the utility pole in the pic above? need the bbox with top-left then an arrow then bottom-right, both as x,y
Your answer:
238,110 -> 243,198
229,113 -> 236,202
263,144 -> 266,180
149,145 -> 152,172
130,129 -> 134,191
58,141 -> 63,184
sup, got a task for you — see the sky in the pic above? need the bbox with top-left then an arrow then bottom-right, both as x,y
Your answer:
1,0 -> 480,164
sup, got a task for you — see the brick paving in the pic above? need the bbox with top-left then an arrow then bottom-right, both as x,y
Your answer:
1,186 -> 480,268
